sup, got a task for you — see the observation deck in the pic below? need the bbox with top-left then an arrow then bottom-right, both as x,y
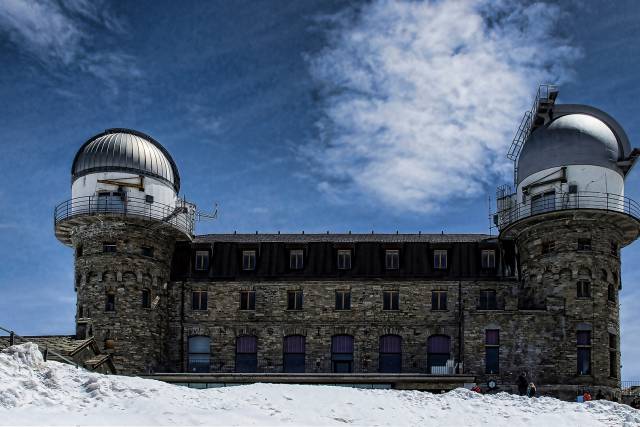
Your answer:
54,195 -> 195,245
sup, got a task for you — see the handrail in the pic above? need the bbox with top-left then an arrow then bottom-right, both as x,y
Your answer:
495,191 -> 640,230
0,325 -> 81,369
54,195 -> 195,237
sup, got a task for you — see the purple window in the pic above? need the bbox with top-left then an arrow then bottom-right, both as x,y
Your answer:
284,335 -> 305,353
379,335 -> 402,353
236,335 -> 257,353
427,335 -> 450,353
332,335 -> 354,353
485,330 -> 500,345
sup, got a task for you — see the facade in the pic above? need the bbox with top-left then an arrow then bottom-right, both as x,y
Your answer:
53,89 -> 640,399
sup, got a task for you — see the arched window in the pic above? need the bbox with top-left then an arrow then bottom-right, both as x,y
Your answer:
236,336 -> 258,372
142,289 -> 151,308
283,335 -> 305,373
331,335 -> 354,373
427,335 -> 450,374
188,336 -> 210,373
379,335 -> 402,373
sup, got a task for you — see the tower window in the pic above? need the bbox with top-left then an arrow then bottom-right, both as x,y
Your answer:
141,246 -> 154,257
335,290 -> 351,310
385,250 -> 399,270
287,290 -> 303,310
481,250 -> 496,269
192,290 -> 208,310
239,290 -> 256,310
577,280 -> 591,298
577,330 -> 591,375
76,245 -> 83,257
141,289 -> 151,308
577,238 -> 592,251
433,250 -> 448,269
78,304 -> 84,318
289,250 -> 304,270
242,250 -> 256,271
103,243 -> 116,253
531,190 -> 556,214
542,241 -> 555,254
479,290 -> 497,310
611,241 -> 618,257
105,292 -> 115,312
431,290 -> 447,311
194,251 -> 209,271
608,283 -> 616,302
485,329 -> 500,374
383,290 -> 400,311
337,250 -> 352,270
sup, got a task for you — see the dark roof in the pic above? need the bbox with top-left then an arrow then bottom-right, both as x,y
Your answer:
194,233 -> 495,244
0,335 -> 84,356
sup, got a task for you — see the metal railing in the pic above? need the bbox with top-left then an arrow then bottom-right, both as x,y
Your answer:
495,191 -> 640,230
54,195 -> 195,236
0,326 -> 80,368
622,381 -> 640,395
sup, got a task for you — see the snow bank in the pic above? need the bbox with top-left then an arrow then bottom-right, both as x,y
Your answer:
0,343 -> 638,426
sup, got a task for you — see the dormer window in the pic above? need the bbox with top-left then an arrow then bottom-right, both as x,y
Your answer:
242,250 -> 256,271
481,250 -> 495,269
337,250 -> 352,270
195,251 -> 209,271
289,250 -> 304,270
433,250 -> 447,269
385,250 -> 399,270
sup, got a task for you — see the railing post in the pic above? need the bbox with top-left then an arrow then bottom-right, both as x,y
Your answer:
43,347 -> 48,362
9,331 -> 14,346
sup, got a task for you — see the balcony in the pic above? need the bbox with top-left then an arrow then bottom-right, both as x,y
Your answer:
54,195 -> 195,244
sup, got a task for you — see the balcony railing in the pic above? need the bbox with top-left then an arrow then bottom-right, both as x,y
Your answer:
495,191 -> 640,230
54,195 -> 195,237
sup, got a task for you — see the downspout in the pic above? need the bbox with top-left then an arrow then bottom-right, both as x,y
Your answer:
458,280 -> 463,373
180,281 -> 185,372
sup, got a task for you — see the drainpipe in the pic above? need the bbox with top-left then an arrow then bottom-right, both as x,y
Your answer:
180,281 -> 185,372
458,280 -> 463,373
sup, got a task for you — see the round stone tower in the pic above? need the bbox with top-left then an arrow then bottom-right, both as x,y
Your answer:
498,101 -> 640,397
54,128 -> 195,374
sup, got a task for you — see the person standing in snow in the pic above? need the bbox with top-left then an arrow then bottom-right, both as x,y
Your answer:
583,391 -> 592,402
526,382 -> 536,398
516,372 -> 528,396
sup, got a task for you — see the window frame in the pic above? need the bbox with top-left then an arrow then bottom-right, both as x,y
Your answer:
103,242 -> 116,253
577,330 -> 591,375
289,249 -> 304,270
194,250 -> 209,271
287,290 -> 303,310
577,238 -> 592,251
191,290 -> 208,311
141,288 -> 151,309
335,290 -> 351,310
105,292 -> 115,312
239,290 -> 256,310
385,250 -> 400,270
481,250 -> 496,269
242,250 -> 257,271
577,280 -> 591,299
431,290 -> 447,311
433,249 -> 448,270
141,246 -> 154,257
337,250 -> 352,270
479,289 -> 498,310
382,290 -> 400,311
485,329 -> 500,374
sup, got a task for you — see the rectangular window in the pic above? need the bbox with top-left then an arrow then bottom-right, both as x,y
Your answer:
485,330 -> 500,374
105,293 -> 115,312
609,333 -> 617,350
577,330 -> 591,375
383,290 -> 400,311
195,251 -> 209,271
239,290 -> 256,310
76,246 -> 83,257
141,246 -> 154,257
611,241 -> 618,257
103,243 -> 116,253
531,190 -> 556,214
141,289 -> 150,308
290,250 -> 304,270
481,250 -> 496,269
577,238 -> 592,251
337,250 -> 352,270
385,250 -> 399,270
542,240 -> 555,254
242,250 -> 256,271
335,290 -> 351,310
192,290 -> 208,310
431,290 -> 447,311
479,290 -> 497,310
287,290 -> 303,310
577,280 -> 591,298
609,333 -> 618,377
433,250 -> 447,269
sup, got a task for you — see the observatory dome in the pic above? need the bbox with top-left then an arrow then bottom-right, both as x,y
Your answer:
72,129 -> 180,191
516,113 -> 625,185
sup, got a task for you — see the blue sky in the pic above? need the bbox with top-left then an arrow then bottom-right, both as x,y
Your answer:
1,0 -> 639,379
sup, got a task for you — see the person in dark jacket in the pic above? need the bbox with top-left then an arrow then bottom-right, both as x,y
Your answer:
526,383 -> 537,398
516,372 -> 528,396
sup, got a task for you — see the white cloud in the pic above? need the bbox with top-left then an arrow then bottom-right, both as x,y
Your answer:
305,0 -> 580,213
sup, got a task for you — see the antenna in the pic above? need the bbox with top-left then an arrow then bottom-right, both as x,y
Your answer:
196,203 -> 218,221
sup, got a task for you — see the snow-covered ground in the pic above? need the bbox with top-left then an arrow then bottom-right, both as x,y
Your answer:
0,344 -> 638,426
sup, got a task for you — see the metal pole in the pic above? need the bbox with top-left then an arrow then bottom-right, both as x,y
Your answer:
9,331 -> 14,346
43,348 -> 48,362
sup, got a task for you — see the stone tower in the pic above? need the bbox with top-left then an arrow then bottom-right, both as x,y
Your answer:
54,129 -> 195,373
496,89 -> 640,397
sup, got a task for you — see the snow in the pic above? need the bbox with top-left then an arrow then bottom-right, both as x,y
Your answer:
0,344 -> 639,426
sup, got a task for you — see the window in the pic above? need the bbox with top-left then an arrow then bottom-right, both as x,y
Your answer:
78,304 -> 84,318
194,251 -> 209,271
609,333 -> 617,378
239,290 -> 256,310
105,292 -> 115,312
289,250 -> 304,270
601,269 -> 608,281
188,336 -> 210,373
431,290 -> 447,311
331,335 -> 354,373
236,336 -> 258,372
577,280 -> 591,298
481,250 -> 496,269
383,290 -> 399,310
283,335 -> 305,373
192,290 -> 208,310
479,290 -> 497,310
485,330 -> 499,374
531,190 -> 556,214
242,250 -> 256,271
433,250 -> 448,269
142,289 -> 151,308
542,241 -> 555,255
335,290 -> 351,310
385,250 -> 399,270
577,238 -> 592,251
427,335 -> 451,374
287,290 -> 303,310
337,250 -> 352,270
76,245 -> 83,257
611,241 -> 618,257
608,284 -> 616,302
103,243 -> 116,253
577,330 -> 591,375
141,246 -> 153,257
379,335 -> 402,373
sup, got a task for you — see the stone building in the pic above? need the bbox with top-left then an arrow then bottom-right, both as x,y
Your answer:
52,87 -> 640,399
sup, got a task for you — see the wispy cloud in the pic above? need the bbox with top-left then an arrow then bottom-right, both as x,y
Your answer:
0,0 -> 138,92
304,0 -> 581,213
